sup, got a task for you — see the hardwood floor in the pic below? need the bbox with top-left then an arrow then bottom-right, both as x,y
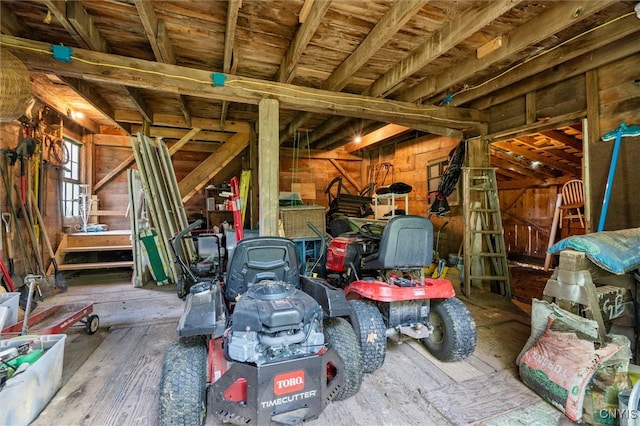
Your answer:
26,269 -> 570,425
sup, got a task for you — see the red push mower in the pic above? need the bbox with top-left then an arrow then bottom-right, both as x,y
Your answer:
312,215 -> 477,372
159,220 -> 364,425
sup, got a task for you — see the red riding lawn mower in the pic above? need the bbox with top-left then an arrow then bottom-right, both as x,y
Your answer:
159,220 -> 365,425
312,215 -> 477,371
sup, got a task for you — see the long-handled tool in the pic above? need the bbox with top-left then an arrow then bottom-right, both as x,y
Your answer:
598,122 -> 640,231
14,184 -> 46,300
0,155 -> 35,278
0,259 -> 15,292
1,213 -> 14,277
29,190 -> 68,292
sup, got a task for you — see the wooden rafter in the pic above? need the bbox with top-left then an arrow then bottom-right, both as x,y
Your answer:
220,0 -> 242,127
178,132 -> 250,202
134,0 -> 191,127
415,1 -> 616,104
493,141 -> 579,175
374,1 -> 522,99
308,0 -> 520,147
277,0 -> 330,84
0,35 -> 487,132
280,0 -> 428,143
461,13 -> 640,108
42,0 -> 153,130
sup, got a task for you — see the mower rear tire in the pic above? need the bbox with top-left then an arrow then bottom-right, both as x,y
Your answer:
323,317 -> 363,401
159,337 -> 207,426
421,297 -> 476,362
349,299 -> 386,373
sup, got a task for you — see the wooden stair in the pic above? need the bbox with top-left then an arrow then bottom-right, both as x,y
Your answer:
50,231 -> 134,273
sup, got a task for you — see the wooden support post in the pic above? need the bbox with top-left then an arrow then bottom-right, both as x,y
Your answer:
258,98 -> 279,236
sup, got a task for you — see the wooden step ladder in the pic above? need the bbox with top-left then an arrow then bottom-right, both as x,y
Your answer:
462,167 -> 511,298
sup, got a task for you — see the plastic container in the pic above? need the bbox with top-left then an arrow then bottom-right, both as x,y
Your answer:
0,334 -> 67,426
0,292 -> 20,326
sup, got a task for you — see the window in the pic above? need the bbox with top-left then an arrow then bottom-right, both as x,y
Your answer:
427,157 -> 460,206
61,137 -> 82,216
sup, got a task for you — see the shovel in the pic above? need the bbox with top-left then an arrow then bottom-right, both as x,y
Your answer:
29,190 -> 68,292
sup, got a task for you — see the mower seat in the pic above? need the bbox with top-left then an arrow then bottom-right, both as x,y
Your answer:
224,237 -> 301,301
362,215 -> 433,270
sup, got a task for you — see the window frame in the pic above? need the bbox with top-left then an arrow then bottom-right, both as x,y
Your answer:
61,136 -> 83,217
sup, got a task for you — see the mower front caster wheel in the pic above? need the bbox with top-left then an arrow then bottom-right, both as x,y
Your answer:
85,314 -> 100,335
421,297 -> 477,362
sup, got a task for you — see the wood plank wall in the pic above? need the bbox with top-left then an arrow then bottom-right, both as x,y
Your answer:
588,54 -> 640,231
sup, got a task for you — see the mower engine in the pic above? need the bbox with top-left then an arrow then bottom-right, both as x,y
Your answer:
325,236 -> 377,287
226,280 -> 325,365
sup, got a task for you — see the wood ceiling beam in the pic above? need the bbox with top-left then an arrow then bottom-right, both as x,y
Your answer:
326,0 -> 429,93
126,87 -> 153,124
1,2 -> 29,37
178,132 -> 250,202
307,0 -> 519,147
373,0 -> 521,99
30,82 -> 100,133
463,13 -> 639,109
539,130 -> 583,151
59,76 -> 121,130
115,110 -> 251,133
281,0 -> 428,143
129,126 -> 228,143
134,0 -> 192,127
341,124 -> 411,153
280,148 -> 362,162
134,0 -> 163,62
413,1 -> 616,104
314,119 -> 463,151
493,141 -> 579,175
40,0 -> 90,49
277,0 -> 331,84
487,111 -> 585,141
220,0 -> 242,128
497,177 -> 568,190
490,152 -> 554,180
298,0 -> 315,24
1,35 -> 487,131
492,148 -> 563,178
168,127 -> 202,156
42,0 -> 151,131
66,0 -> 108,53
1,3 -> 98,133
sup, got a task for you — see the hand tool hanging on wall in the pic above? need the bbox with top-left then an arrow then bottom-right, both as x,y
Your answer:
0,154 -> 35,278
598,122 -> 640,232
29,190 -> 68,292
15,137 -> 36,207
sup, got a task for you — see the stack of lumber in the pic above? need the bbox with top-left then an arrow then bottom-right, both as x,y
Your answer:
128,133 -> 195,287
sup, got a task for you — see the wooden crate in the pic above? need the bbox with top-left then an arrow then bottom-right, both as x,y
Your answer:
280,206 -> 326,238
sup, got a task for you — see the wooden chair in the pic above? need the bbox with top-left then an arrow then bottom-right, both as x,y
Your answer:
559,179 -> 585,228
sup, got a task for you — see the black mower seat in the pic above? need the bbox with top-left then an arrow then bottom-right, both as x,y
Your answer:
224,236 -> 300,301
362,215 -> 433,271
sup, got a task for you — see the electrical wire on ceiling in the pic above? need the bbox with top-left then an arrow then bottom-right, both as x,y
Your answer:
446,11 -> 636,101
